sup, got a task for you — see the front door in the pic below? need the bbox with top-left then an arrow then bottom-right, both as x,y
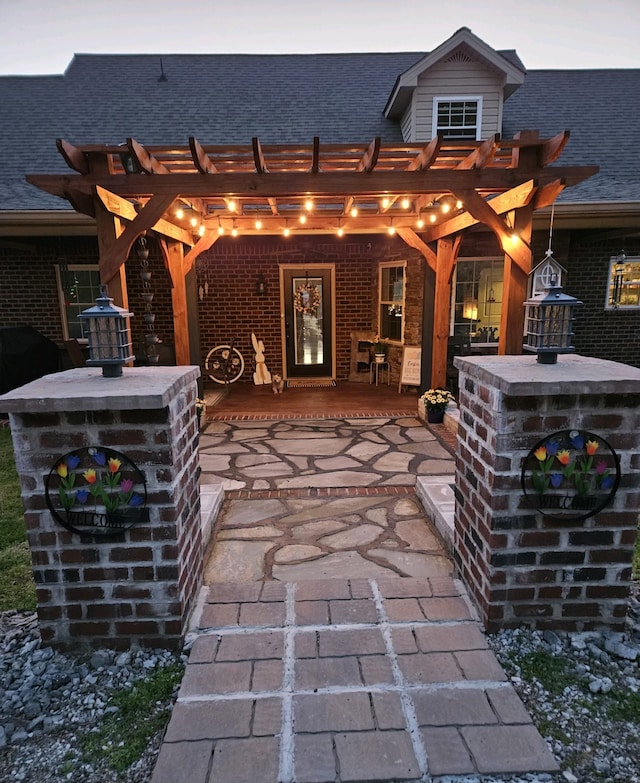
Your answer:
281,266 -> 334,379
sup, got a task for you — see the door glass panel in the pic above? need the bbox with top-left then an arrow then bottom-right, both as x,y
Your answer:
293,276 -> 324,366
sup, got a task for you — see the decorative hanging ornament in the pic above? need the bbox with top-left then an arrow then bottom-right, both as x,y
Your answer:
294,283 -> 320,315
138,236 -> 160,365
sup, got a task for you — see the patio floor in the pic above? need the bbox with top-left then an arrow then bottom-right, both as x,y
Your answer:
151,403 -> 559,782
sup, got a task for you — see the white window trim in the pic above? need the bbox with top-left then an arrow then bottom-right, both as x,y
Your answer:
55,263 -> 100,341
378,260 -> 406,344
432,95 -> 483,140
605,255 -> 640,310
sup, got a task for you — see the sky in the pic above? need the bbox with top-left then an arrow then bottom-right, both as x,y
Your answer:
0,0 -> 639,75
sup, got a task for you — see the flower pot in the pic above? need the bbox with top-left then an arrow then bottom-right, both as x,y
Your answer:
375,353 -> 386,364
427,409 -> 445,424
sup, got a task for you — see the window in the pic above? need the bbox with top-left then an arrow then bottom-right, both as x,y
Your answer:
451,258 -> 502,344
606,254 -> 640,309
378,262 -> 405,342
55,264 -> 101,340
433,96 -> 482,140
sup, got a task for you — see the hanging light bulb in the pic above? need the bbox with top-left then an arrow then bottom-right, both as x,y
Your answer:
176,207 -> 184,220
441,202 -> 451,214
231,220 -> 238,238
255,218 -> 263,230
228,199 -> 237,212
198,224 -> 205,237
305,199 -> 314,212
430,214 -> 437,223
217,219 -> 225,236
387,219 -> 396,236
381,196 -> 390,209
299,214 -> 307,225
401,197 -> 410,209
350,206 -> 358,218
190,216 -> 198,227
416,215 -> 424,229
337,219 -> 344,238
283,220 -> 290,237
456,199 -> 463,210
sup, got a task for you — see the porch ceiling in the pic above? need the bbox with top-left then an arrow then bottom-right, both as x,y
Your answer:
27,132 -> 597,245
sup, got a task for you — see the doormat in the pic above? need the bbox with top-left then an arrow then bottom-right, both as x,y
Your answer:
286,379 -> 336,388
204,389 -> 229,406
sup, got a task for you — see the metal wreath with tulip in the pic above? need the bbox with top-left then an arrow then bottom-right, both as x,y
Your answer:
521,429 -> 620,521
45,447 -> 147,537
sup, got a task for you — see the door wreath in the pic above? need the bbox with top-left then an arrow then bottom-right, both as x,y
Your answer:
294,283 -> 320,315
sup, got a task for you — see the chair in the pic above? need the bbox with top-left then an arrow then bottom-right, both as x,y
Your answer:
445,335 -> 471,392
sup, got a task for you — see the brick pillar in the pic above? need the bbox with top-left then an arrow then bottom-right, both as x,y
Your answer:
0,366 -> 201,651
453,354 -> 640,633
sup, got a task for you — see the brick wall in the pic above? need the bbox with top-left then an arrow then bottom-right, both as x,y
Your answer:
453,354 -> 640,633
4,366 -> 201,651
196,234 -> 425,382
0,235 -> 175,363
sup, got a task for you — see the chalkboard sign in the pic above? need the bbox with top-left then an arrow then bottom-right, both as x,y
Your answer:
399,346 -> 421,390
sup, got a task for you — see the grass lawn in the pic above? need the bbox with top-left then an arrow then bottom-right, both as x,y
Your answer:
0,427 -> 36,611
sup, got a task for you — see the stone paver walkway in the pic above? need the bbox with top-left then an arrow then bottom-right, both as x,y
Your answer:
152,577 -> 558,783
151,416 -> 559,782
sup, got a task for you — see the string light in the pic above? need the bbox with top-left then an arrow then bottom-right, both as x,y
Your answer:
416,216 -> 424,229
305,199 -> 314,212
456,200 -> 463,210
387,219 -> 396,236
255,218 -> 263,230
299,214 -> 307,225
381,196 -> 390,209
350,206 -> 358,218
430,214 -> 437,223
336,219 -> 344,238
190,216 -> 198,227
217,219 -> 225,236
228,199 -> 237,212
198,224 -> 205,237
401,197 -> 410,209
231,220 -> 238,238
283,220 -> 290,237
441,202 -> 451,214
176,207 -> 184,220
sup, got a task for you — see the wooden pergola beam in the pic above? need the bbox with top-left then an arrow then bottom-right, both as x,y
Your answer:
189,136 -> 219,174
406,137 -> 441,171
396,228 -> 436,271
252,137 -> 269,175
452,188 -> 532,274
426,180 -> 536,240
56,138 -> 89,174
183,232 -> 219,275
127,137 -> 170,175
540,131 -> 570,166
98,194 -> 178,284
27,165 -> 598,201
95,186 -> 194,245
456,134 -> 499,170
534,179 -> 566,209
356,137 -> 381,172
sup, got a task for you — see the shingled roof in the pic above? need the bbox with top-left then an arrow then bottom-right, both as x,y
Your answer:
1,51 -> 638,212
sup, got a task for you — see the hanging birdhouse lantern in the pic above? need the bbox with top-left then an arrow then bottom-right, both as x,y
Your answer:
79,285 -> 134,377
523,275 -> 582,364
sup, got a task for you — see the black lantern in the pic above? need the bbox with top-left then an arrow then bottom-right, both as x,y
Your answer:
523,276 -> 582,364
79,286 -> 134,377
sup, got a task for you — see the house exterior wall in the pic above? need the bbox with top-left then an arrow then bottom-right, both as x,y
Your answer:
0,235 -> 176,366
196,235 -> 426,383
413,57 -> 503,141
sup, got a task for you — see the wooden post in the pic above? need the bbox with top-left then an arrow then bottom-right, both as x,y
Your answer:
499,203 -> 534,355
161,240 -> 191,365
431,236 -> 460,388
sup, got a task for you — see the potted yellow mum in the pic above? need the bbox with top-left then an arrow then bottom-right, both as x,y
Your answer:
420,388 -> 455,423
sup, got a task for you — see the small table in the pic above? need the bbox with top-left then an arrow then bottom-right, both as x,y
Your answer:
369,360 -> 390,386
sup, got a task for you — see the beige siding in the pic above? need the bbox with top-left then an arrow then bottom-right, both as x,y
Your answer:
401,103 -> 414,143
412,56 -> 504,141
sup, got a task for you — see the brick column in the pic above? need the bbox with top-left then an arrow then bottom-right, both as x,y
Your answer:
0,366 -> 201,651
453,354 -> 640,633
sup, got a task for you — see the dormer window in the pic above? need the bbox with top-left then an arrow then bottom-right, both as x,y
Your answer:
433,96 -> 482,140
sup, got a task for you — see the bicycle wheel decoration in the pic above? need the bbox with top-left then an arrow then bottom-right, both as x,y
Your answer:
205,345 -> 245,384
45,447 -> 147,538
521,429 -> 620,521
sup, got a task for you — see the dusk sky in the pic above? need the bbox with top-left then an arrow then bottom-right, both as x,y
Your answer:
1,0 -> 639,75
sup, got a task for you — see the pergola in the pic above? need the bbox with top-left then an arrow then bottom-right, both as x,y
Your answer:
27,131 -> 597,386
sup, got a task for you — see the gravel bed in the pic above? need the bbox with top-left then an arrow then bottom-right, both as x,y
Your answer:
0,590 -> 638,783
